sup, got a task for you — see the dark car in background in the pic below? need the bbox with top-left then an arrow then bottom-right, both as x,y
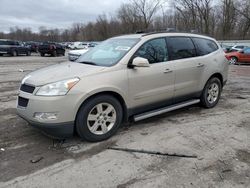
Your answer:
0,39 -> 31,56
25,41 -> 40,53
38,42 -> 65,57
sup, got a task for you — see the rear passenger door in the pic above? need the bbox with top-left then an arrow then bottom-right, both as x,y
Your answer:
167,37 -> 203,102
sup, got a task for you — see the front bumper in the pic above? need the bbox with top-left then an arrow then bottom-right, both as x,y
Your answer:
16,89 -> 83,138
68,53 -> 80,61
18,113 -> 74,138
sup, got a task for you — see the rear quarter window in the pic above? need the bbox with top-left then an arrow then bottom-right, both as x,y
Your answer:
192,38 -> 219,56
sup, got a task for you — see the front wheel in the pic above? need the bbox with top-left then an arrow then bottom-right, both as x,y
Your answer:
12,51 -> 17,56
200,77 -> 222,108
229,57 -> 238,65
76,95 -> 123,142
52,51 -> 57,57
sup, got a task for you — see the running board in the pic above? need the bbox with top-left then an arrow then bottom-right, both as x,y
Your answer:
133,99 -> 200,122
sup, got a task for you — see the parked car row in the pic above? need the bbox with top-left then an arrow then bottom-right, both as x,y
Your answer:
0,39 -> 66,57
0,39 -> 101,58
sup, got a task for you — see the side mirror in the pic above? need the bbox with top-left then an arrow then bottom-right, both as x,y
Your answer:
239,50 -> 244,53
131,57 -> 150,67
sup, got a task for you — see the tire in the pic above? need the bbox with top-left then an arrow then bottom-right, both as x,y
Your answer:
200,77 -> 222,108
40,53 -> 45,57
76,95 -> 123,142
52,51 -> 57,57
230,57 -> 238,65
26,51 -> 31,56
12,51 -> 17,57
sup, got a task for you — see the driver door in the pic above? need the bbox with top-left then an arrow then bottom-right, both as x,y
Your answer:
128,38 -> 175,111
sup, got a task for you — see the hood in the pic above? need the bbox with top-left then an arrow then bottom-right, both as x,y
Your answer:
69,49 -> 89,55
24,61 -> 106,86
0,45 -> 12,48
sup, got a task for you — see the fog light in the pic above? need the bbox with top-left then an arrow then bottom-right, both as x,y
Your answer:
34,112 -> 58,121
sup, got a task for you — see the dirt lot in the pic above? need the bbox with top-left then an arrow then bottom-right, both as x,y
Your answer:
0,55 -> 250,188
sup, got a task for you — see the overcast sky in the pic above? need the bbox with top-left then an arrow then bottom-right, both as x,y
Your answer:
0,0 -> 125,33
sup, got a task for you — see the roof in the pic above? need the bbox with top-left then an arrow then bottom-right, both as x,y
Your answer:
113,32 -> 215,41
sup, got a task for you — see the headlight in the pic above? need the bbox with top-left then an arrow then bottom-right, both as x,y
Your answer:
36,78 -> 80,96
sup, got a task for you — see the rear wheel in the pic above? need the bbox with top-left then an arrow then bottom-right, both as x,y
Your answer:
76,95 -> 123,142
200,77 -> 222,108
40,53 -> 45,57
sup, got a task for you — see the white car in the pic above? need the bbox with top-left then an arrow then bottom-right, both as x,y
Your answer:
68,42 -> 89,50
68,48 -> 89,61
231,45 -> 248,51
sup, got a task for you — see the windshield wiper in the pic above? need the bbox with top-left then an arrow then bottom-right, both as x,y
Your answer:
79,61 -> 98,66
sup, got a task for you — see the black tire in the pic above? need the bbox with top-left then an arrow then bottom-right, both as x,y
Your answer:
52,51 -> 57,57
0,54 -> 3,56
230,56 -> 238,65
200,77 -> 222,108
40,53 -> 45,57
26,51 -> 31,56
12,51 -> 17,56
76,95 -> 123,142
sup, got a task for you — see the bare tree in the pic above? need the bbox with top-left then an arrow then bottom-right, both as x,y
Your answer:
235,0 -> 250,39
130,0 -> 163,29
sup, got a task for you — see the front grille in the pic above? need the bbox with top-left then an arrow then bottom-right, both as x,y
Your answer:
18,97 -> 29,107
20,84 -> 35,93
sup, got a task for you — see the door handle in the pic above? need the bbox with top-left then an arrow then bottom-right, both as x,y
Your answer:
197,63 -> 204,68
163,69 -> 173,73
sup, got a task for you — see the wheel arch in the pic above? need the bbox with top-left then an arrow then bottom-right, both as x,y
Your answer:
75,91 -> 129,124
208,72 -> 224,86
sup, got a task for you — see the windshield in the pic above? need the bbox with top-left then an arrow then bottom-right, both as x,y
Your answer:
77,38 -> 140,66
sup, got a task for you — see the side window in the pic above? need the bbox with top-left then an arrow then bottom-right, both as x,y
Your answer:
192,38 -> 218,56
236,46 -> 244,49
134,38 -> 168,64
167,37 -> 196,60
244,48 -> 250,54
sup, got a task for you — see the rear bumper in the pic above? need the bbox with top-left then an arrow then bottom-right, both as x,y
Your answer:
18,112 -> 74,138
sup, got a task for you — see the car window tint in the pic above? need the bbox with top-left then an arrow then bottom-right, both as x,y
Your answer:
244,48 -> 250,54
236,46 -> 244,49
167,37 -> 196,60
192,38 -> 218,56
134,38 -> 168,64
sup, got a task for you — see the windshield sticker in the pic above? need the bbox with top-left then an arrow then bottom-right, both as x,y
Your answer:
115,46 -> 131,51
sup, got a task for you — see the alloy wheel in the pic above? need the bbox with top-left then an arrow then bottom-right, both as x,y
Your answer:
87,103 -> 117,135
207,83 -> 219,104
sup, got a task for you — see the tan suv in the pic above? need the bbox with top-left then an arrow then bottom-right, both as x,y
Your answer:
17,32 -> 229,142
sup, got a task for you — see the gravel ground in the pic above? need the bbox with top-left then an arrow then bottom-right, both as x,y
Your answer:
0,55 -> 249,188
